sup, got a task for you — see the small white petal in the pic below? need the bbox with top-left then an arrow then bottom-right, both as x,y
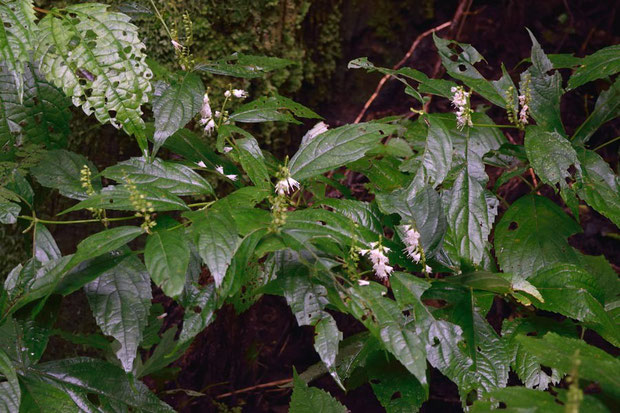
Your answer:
196,161 -> 207,168
226,174 -> 238,181
215,165 -> 224,174
232,89 -> 248,99
222,146 -> 233,153
224,90 -> 232,98
358,280 -> 370,286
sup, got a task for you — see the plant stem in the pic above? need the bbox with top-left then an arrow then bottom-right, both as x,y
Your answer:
187,201 -> 216,208
472,123 -> 518,129
148,0 -> 174,40
18,215 -> 135,225
593,135 -> 620,151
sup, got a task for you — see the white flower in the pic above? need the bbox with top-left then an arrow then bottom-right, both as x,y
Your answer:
214,111 -> 221,118
360,242 -> 393,280
358,279 -> 370,286
200,93 -> 212,122
451,86 -> 473,129
215,165 -> 224,174
224,90 -> 232,98
222,146 -> 233,153
425,265 -> 432,274
196,161 -> 207,168
171,40 -> 183,51
402,225 -> 422,263
232,89 -> 248,99
204,119 -> 216,136
226,174 -> 238,181
275,177 -> 300,195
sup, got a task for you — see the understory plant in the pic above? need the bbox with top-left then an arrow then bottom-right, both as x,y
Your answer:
1,1 -> 619,412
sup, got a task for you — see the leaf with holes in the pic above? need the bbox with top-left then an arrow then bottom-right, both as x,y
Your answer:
194,53 -> 293,78
289,369 -> 347,413
84,256 -> 151,372
494,195 -> 582,278
36,3 -> 152,141
568,44 -> 620,90
525,126 -> 579,189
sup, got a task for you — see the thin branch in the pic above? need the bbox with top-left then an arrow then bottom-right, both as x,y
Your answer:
215,378 -> 293,399
353,21 -> 451,124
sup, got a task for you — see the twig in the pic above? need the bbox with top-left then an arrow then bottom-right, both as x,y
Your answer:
215,378 -> 293,399
353,21 -> 451,123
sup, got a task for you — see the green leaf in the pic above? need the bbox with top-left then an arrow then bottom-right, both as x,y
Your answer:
522,29 -> 564,134
67,226 -> 143,270
575,149 -> 620,227
517,333 -> 620,398
194,53 -> 293,78
55,252 -> 129,296
313,315 -> 344,390
84,256 -> 151,372
236,137 -> 271,189
190,209 -> 239,287
31,149 -> 101,200
156,127 -> 233,171
36,3 -> 152,140
102,157 -> 213,196
289,123 -> 399,181
319,198 -> 383,235
0,59 -> 71,148
281,268 -> 330,326
471,387 -> 564,413
573,78 -> 620,144
529,264 -> 620,346
494,195 -> 582,277
416,115 -> 453,188
0,202 -> 20,224
0,348 -> 20,412
152,72 -> 204,153
33,223 -> 61,264
568,44 -> 620,90
61,184 -> 189,214
524,126 -> 579,189
229,94 -> 321,124
179,283 -> 218,344
433,34 -> 507,107
32,357 -> 174,412
18,375 -> 80,413
145,223 -> 190,298
0,0 -> 37,96
289,369 -> 347,413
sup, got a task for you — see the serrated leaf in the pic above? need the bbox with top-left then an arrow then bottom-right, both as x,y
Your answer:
236,137 -> 271,189
568,44 -> 620,90
190,209 -> 239,287
522,29 -> 564,133
36,3 -> 152,139
313,315 -> 344,389
433,34 -> 507,107
319,198 -> 383,235
31,149 -> 101,200
67,226 -> 143,270
0,59 -> 71,148
156,127 -> 234,171
145,224 -> 190,298
32,357 -> 174,412
84,256 -> 151,372
529,264 -> 619,346
152,72 -> 204,153
281,269 -> 330,326
0,348 -> 20,412
0,0 -> 37,97
572,77 -> 620,144
366,354 -> 426,413
289,370 -> 347,413
575,148 -> 620,227
471,387 -> 564,413
525,126 -> 579,189
33,223 -> 61,263
517,333 -> 620,398
494,195 -> 582,277
61,184 -> 189,214
102,157 -> 213,196
18,375 -> 80,413
289,123 -> 399,181
416,115 -> 453,187
229,94 -> 320,124
194,53 -> 293,78
179,283 -> 218,344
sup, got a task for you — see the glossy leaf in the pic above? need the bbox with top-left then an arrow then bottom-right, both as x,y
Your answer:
84,256 -> 152,372
152,72 -> 204,153
366,354 -> 426,413
494,195 -> 582,277
568,44 -> 620,90
529,264 -> 620,346
525,126 -> 579,189
575,148 -> 620,227
229,94 -> 320,124
289,123 -> 399,181
522,29 -> 564,133
102,157 -> 213,196
33,223 -> 61,264
471,387 -> 564,413
179,283 -> 218,344
145,224 -> 190,299
62,184 -> 189,214
573,77 -> 620,144
190,209 -> 240,287
67,226 -> 143,270
417,115 -> 453,187
236,137 -> 271,189
36,3 -> 152,139
194,53 -> 293,78
31,150 -> 101,200
0,202 -> 20,224
313,315 -> 344,389
0,348 -> 20,412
